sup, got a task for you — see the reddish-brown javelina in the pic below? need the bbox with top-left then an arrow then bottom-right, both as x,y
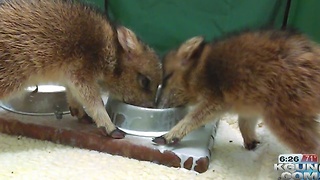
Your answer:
0,0 -> 162,138
154,29 -> 320,154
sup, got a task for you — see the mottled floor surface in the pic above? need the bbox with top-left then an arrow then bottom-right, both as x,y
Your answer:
0,114 -> 289,180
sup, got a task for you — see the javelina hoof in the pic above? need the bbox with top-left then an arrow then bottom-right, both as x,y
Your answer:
77,114 -> 94,124
245,140 -> 260,150
152,136 -> 167,145
152,136 -> 180,145
110,128 -> 126,139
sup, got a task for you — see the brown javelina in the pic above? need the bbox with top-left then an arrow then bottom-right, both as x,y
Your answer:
155,29 -> 320,154
0,0 -> 162,138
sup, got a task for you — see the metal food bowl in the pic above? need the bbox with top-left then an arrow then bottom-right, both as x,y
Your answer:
0,85 -> 70,119
105,97 -> 188,137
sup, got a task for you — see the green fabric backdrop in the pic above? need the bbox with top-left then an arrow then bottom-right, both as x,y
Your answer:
84,0 -> 320,56
106,0 -> 286,56
287,0 -> 320,43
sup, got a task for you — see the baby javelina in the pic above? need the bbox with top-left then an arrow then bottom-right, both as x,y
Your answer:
0,0 -> 162,138
154,29 -> 320,154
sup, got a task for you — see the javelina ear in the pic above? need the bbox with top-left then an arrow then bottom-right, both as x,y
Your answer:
177,36 -> 204,66
117,26 -> 141,53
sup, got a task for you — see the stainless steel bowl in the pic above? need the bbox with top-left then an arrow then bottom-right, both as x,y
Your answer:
0,85 -> 70,119
105,97 -> 188,137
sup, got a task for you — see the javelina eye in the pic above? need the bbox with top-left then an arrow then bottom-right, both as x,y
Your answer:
138,73 -> 150,91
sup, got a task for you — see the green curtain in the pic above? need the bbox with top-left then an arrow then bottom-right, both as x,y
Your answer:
287,0 -> 320,43
82,0 -> 104,11
84,0 -> 320,55
106,0 -> 286,56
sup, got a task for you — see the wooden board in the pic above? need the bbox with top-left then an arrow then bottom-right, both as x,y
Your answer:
0,109 -> 218,173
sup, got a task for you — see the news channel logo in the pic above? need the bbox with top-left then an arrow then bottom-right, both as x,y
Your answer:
274,154 -> 319,179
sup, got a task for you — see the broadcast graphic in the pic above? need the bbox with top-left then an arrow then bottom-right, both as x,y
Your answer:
274,154 -> 319,179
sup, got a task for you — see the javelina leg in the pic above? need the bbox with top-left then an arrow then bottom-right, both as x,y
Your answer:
153,100 -> 225,145
66,88 -> 94,124
67,78 -> 125,139
238,116 -> 260,150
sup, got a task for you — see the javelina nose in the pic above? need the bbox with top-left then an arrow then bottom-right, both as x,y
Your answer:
141,101 -> 155,108
156,99 -> 169,109
156,96 -> 170,109
155,84 -> 162,107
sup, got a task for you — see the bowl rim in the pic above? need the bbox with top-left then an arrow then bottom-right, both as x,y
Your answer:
0,84 -> 70,117
25,85 -> 66,93
106,96 -> 186,112
0,101 -> 70,116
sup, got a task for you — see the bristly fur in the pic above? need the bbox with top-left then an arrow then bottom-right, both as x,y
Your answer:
210,26 -> 302,46
157,29 -> 320,154
0,0 -> 162,137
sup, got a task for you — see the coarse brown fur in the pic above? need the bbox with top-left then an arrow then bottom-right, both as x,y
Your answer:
155,29 -> 320,154
0,0 -> 162,138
